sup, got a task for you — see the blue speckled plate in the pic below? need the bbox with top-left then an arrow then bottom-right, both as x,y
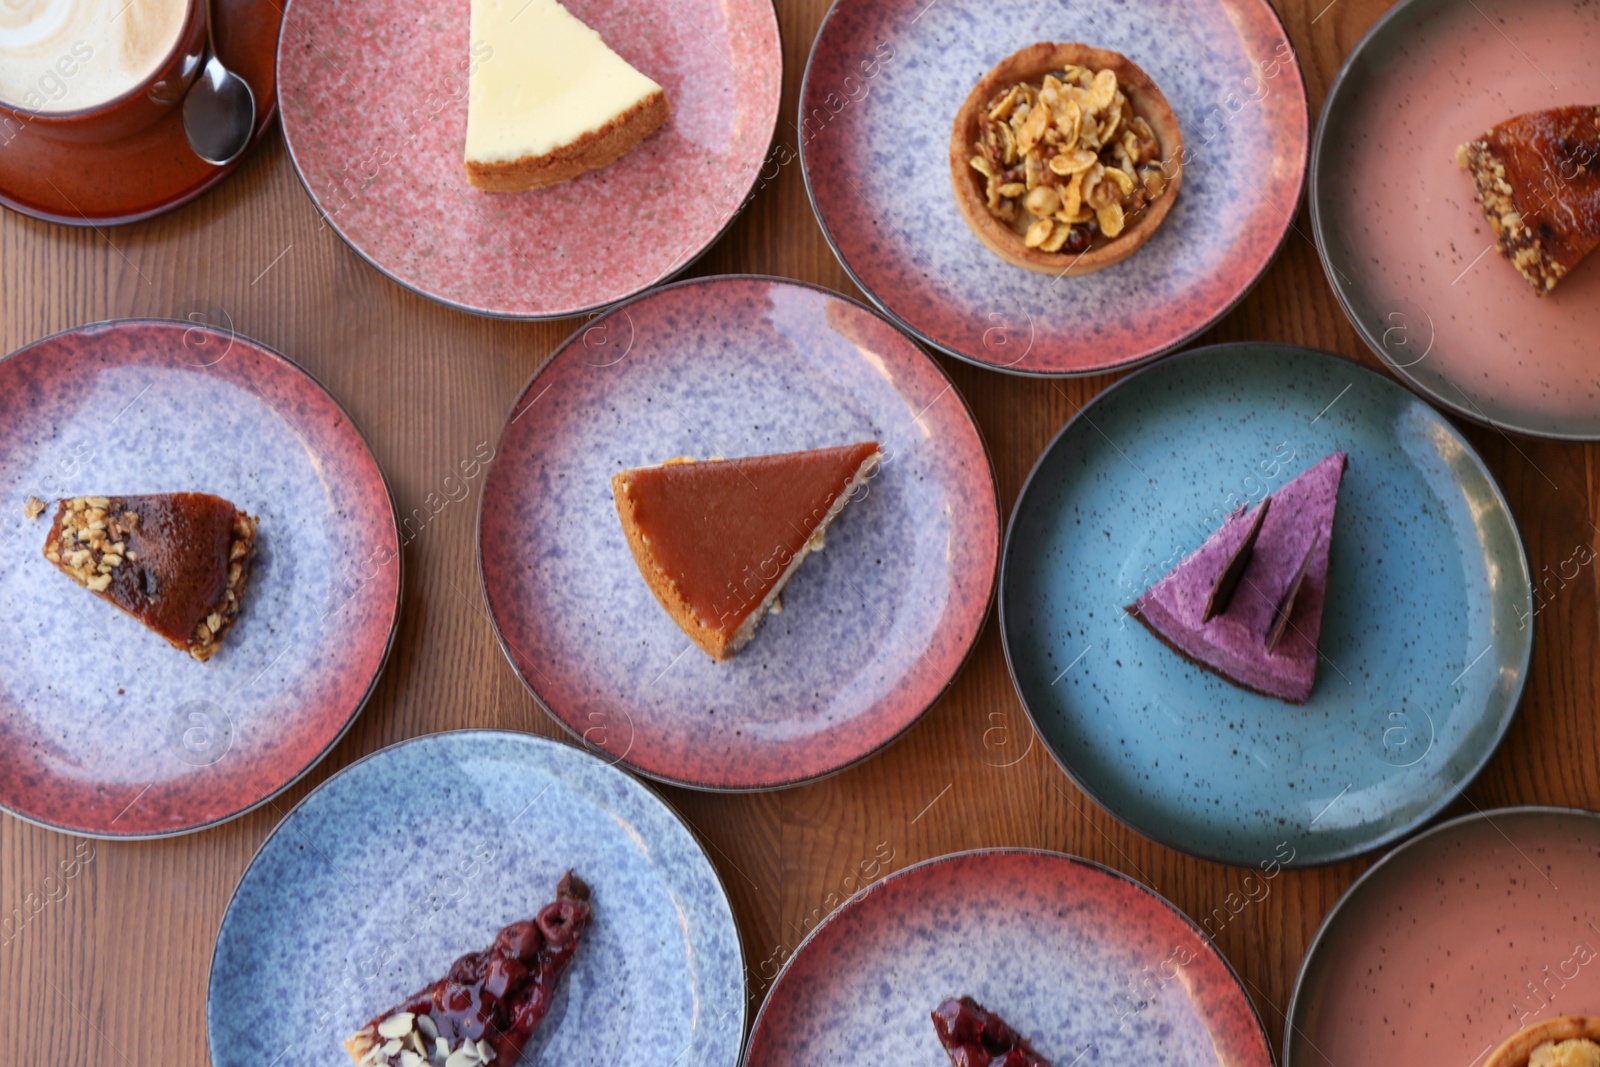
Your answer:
207,731 -> 745,1067
1001,344 -> 1532,867
742,849 -> 1273,1066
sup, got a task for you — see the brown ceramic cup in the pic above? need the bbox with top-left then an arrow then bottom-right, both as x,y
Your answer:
0,0 -> 207,145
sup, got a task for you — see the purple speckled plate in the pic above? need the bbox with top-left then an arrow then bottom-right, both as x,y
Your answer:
743,849 -> 1274,1066
478,276 -> 999,791
275,0 -> 781,319
0,320 -> 400,838
799,0 -> 1308,375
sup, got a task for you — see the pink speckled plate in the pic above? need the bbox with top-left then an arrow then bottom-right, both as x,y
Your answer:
478,276 -> 999,792
1312,0 -> 1600,439
799,0 -> 1307,376
0,320 -> 400,838
743,849 -> 1273,1066
1287,807 -> 1600,1066
275,0 -> 781,319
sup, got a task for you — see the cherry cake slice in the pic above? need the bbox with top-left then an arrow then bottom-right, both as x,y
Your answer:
343,872 -> 592,1067
932,996 -> 1055,1067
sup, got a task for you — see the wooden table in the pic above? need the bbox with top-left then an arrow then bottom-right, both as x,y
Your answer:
3,0 -> 1596,1060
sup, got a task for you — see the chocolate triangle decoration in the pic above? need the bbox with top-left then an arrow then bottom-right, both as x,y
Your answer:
1267,529 -> 1320,653
1127,452 -> 1347,705
1202,495 -> 1270,623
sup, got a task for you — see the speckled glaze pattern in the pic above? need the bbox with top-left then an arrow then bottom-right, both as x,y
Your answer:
208,731 -> 745,1067
0,321 -> 399,838
743,849 -> 1272,1066
1287,807 -> 1600,1066
1312,0 -> 1600,439
799,0 -> 1307,375
1001,344 -> 1532,867
478,276 -> 1000,791
276,0 -> 781,318
0,0 -> 283,225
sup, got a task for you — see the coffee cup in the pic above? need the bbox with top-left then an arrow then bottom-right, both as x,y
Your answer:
0,0 -> 208,145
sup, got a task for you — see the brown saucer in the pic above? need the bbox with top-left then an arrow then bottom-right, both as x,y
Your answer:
1484,1017 -> 1600,1067
949,42 -> 1183,276
0,0 -> 283,226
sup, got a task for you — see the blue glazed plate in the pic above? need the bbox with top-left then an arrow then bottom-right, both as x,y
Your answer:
1001,344 -> 1531,867
207,731 -> 745,1067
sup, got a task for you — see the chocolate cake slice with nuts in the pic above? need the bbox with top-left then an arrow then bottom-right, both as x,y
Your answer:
1456,106 -> 1600,294
40,493 -> 259,662
342,872 -> 592,1067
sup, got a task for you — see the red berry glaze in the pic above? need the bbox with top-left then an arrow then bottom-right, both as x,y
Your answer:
931,997 -> 1055,1067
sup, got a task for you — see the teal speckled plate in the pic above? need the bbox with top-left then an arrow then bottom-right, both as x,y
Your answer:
1001,344 -> 1531,867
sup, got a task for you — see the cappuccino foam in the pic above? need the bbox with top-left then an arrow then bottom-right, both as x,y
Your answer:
0,0 -> 188,112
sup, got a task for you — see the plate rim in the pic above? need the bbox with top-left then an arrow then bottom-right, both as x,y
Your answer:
0,316 -> 402,840
474,271 -> 1002,793
796,0 -> 1311,378
1307,0 -> 1600,442
273,0 -> 785,321
997,340 -> 1535,868
739,845 -> 1275,1067
204,727 -> 750,1067
1282,804 -> 1600,1065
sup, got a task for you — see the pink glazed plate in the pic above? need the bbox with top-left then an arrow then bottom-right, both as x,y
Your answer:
1287,807 -> 1600,1067
478,276 -> 1000,791
275,0 -> 782,318
744,849 -> 1273,1067
799,0 -> 1308,375
0,321 -> 400,838
1312,0 -> 1600,439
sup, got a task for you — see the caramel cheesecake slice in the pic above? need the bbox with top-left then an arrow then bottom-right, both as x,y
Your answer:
1457,106 -> 1600,293
465,0 -> 670,192
611,442 -> 882,661
40,493 -> 258,662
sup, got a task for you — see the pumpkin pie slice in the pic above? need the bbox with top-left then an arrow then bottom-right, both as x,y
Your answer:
342,872 -> 592,1067
40,493 -> 258,662
1456,106 -> 1600,293
1127,452 -> 1347,705
464,0 -> 670,192
611,442 -> 882,661
931,996 -> 1056,1067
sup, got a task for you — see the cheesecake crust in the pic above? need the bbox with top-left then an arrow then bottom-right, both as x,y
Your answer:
465,88 -> 670,193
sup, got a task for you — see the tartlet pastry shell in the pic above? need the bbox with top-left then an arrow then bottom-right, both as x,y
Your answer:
1484,1016 -> 1600,1067
948,42 -> 1183,275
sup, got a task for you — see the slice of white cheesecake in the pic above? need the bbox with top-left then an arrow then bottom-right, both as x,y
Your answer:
465,0 -> 670,192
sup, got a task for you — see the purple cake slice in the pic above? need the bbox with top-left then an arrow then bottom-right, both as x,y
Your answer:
1128,452 -> 1348,704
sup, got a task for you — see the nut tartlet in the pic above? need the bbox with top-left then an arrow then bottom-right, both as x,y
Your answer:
950,42 -> 1183,275
1485,1017 -> 1600,1067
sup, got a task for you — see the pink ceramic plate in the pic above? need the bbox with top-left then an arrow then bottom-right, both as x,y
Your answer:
1313,0 -> 1600,439
799,0 -> 1307,375
478,276 -> 999,791
275,0 -> 781,319
1287,807 -> 1600,1066
0,321 -> 400,838
744,849 -> 1273,1066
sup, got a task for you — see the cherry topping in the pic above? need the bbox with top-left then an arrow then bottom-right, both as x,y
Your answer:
930,997 -> 1054,1067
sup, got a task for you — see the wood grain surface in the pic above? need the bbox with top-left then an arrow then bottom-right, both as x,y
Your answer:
3,0 -> 1597,1062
